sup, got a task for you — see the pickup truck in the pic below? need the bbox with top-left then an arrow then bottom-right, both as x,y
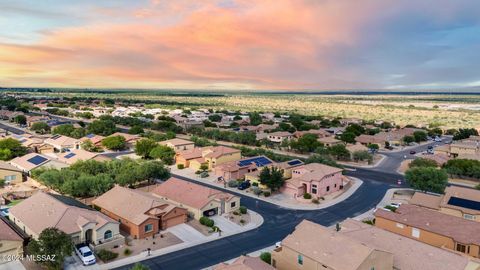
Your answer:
75,244 -> 96,266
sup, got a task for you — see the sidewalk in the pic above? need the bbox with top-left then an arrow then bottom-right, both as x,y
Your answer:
65,210 -> 264,270
171,166 -> 363,210
353,188 -> 414,221
338,154 -> 386,169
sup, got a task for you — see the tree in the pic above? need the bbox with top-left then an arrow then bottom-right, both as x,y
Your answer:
130,263 -> 150,270
367,143 -> 379,151
289,134 -> 322,153
259,166 -> 285,191
128,125 -> 144,135
87,120 -> 117,136
249,112 -> 263,126
352,151 -> 373,164
81,140 -> 103,152
453,128 -> 478,140
102,135 -> 126,151
52,124 -> 75,136
402,135 -> 414,144
328,144 -> 351,161
413,131 -> 428,143
30,122 -> 50,134
443,159 -> 480,179
27,228 -> 73,270
340,132 -> 356,144
409,158 -> 438,168
345,123 -> 365,136
14,114 -> 26,125
260,252 -> 272,265
149,145 -> 175,165
405,167 -> 448,193
208,114 -> 222,122
134,138 -> 158,159
0,138 -> 28,160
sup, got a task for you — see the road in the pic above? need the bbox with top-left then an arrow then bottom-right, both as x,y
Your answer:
0,122 -> 25,135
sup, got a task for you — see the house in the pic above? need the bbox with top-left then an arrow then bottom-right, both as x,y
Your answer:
282,163 -> 343,198
214,255 -> 275,270
5,134 -> 54,154
340,118 -> 362,126
110,132 -> 141,148
176,146 -> 241,170
56,149 -> 111,165
10,192 -> 124,248
0,217 -> 24,263
214,156 -> 275,181
0,161 -> 24,185
26,115 -> 50,127
245,159 -> 304,188
92,186 -> 187,239
44,134 -> 81,152
409,186 -> 480,222
152,177 -> 240,219
355,134 -> 386,146
267,132 -> 293,143
293,129 -> 330,139
339,218 -> 480,270
375,204 -> 480,258
272,220 -> 394,270
80,134 -> 106,147
9,153 -> 68,174
317,136 -> 342,147
159,138 -> 195,152
345,143 -> 369,154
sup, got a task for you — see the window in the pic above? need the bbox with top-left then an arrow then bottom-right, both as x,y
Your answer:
411,228 -> 420,238
231,202 -> 236,208
104,230 -> 112,240
297,254 -> 303,265
456,243 -> 466,253
144,224 -> 153,233
311,184 -> 317,194
396,223 -> 404,229
334,184 -> 337,188
4,175 -> 16,183
464,214 -> 475,220
326,186 -> 330,192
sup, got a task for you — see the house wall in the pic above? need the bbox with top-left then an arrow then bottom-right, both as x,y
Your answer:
376,216 -> 480,258
94,222 -> 122,245
440,207 -> 480,222
0,169 -> 23,184
96,208 -> 158,239
160,208 -> 188,229
0,240 -> 23,263
207,152 -> 242,170
301,172 -> 343,197
168,143 -> 194,152
190,160 -> 208,171
272,246 -> 323,270
9,213 -> 39,239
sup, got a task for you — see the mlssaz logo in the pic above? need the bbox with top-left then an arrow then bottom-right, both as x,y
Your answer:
25,255 -> 56,262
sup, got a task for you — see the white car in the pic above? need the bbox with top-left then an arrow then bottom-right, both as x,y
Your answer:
390,202 -> 402,208
75,245 -> 96,266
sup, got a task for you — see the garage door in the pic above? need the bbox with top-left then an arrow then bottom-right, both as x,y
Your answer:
203,207 -> 218,217
163,215 -> 186,229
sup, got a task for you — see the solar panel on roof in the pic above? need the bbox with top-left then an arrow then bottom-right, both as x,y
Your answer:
287,159 -> 303,166
86,134 -> 95,138
64,153 -> 76,159
51,134 -> 61,139
27,155 -> 48,166
238,156 -> 273,167
448,196 -> 480,211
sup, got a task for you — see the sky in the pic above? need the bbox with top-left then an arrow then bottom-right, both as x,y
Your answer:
1,0 -> 480,91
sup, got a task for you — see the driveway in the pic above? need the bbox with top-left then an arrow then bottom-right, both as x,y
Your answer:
210,216 -> 242,234
165,224 -> 207,243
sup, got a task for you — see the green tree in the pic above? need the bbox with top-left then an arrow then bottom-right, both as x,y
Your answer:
128,125 -> 144,135
289,134 -> 322,153
340,132 -> 356,144
52,124 -> 75,136
149,145 -> 175,165
259,166 -> 285,191
14,114 -> 27,125
413,131 -> 428,143
31,122 -> 51,134
0,138 -> 28,160
409,158 -> 438,168
352,150 -> 373,164
367,143 -> 379,151
328,144 -> 351,161
443,159 -> 480,179
345,123 -> 365,136
402,135 -> 415,144
208,114 -> 222,122
102,135 -> 126,151
27,228 -> 73,270
81,140 -> 102,152
453,128 -> 478,140
249,112 -> 263,126
260,252 -> 272,265
405,167 -> 448,193
87,120 -> 117,136
134,138 -> 158,159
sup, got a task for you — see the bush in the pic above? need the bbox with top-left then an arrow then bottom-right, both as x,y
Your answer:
312,198 -> 319,204
96,249 -> 118,262
123,248 -> 132,256
239,206 -> 247,214
195,170 -> 201,174
362,219 -> 375,225
409,158 -> 438,168
252,186 -> 262,195
384,205 -> 397,212
303,193 -> 312,199
252,182 -> 258,187
233,211 -> 239,215
240,219 -> 245,225
177,164 -> 185,169
227,180 -> 239,188
476,184 -> 480,190
260,252 -> 272,265
199,216 -> 214,227
263,191 -> 271,197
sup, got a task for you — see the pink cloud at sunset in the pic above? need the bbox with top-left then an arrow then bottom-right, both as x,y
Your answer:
1,0 -> 480,90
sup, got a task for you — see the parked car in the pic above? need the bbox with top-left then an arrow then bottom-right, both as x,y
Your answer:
75,244 -> 96,266
390,202 -> 402,208
410,150 -> 416,155
427,145 -> 433,150
237,180 -> 251,190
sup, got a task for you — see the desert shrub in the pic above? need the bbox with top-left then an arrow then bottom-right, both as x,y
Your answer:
260,252 -> 272,264
252,186 -> 262,195
233,211 -> 239,215
96,249 -> 118,262
177,164 -> 185,169
240,219 -> 245,225
263,191 -> 271,197
227,180 -> 239,188
123,248 -> 132,256
252,182 -> 258,187
312,198 -> 319,204
195,170 -> 201,174
239,206 -> 247,214
303,193 -> 312,199
199,216 -> 214,227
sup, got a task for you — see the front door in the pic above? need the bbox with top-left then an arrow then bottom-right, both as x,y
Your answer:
85,229 -> 93,244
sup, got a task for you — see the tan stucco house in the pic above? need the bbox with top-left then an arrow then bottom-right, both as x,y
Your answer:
0,161 -> 24,185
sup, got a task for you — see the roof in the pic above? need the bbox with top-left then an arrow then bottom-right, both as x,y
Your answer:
282,220 -> 383,270
9,192 -> 116,236
0,217 -> 23,242
346,143 -> 369,153
214,256 -> 275,270
80,134 -> 105,145
177,147 -> 204,160
267,131 -> 292,137
92,185 -> 178,225
409,192 -> 442,210
152,177 -> 237,209
9,153 -> 51,172
159,138 -> 194,147
276,159 -> 304,169
317,136 -> 341,144
44,135 -> 79,147
375,204 -> 480,245
340,219 -> 475,270
111,132 -> 140,142
56,149 -> 99,165
0,160 -> 23,172
292,163 -> 343,181
203,146 -> 240,159
441,186 -> 480,215
355,134 -> 384,144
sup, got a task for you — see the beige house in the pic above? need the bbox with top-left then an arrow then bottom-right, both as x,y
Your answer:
176,146 -> 241,171
267,132 -> 293,143
214,255 -> 275,270
152,177 -> 240,219
410,186 -> 480,222
272,220 -> 394,270
56,149 -> 111,165
0,161 -> 24,185
317,136 -> 342,147
375,204 -> 480,258
44,134 -> 81,152
0,217 -> 24,264
9,192 -> 124,249
160,138 -> 195,152
9,153 -> 68,174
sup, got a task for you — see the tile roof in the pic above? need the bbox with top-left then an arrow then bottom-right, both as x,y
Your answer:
56,149 -> 99,165
282,220 -> 381,270
409,192 -> 442,210
44,135 -> 79,147
0,160 -> 22,172
340,219 -> 475,270
9,153 -> 51,172
9,192 -> 116,236
203,146 -> 240,159
375,204 -> 480,245
92,185 -> 178,225
160,138 -> 194,147
441,186 -> 480,215
214,256 -> 275,270
0,217 -> 23,242
292,163 -> 343,182
152,177 -> 237,209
